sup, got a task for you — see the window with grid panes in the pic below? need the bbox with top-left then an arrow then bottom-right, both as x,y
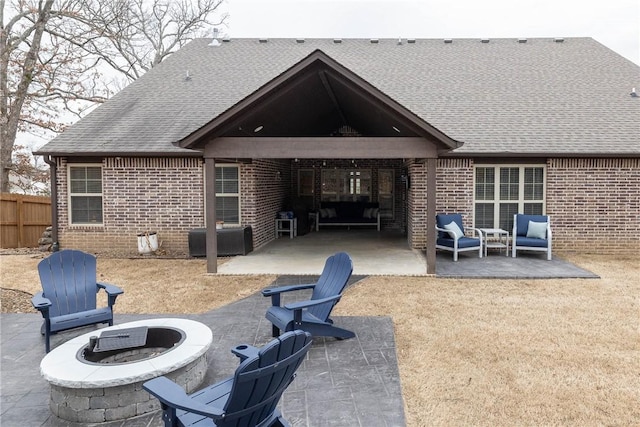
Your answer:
69,165 -> 103,224
215,165 -> 240,225
321,169 -> 371,201
474,165 -> 545,231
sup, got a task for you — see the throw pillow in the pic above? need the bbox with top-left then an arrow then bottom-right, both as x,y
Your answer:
526,221 -> 547,239
370,208 -> 379,218
319,208 -> 329,219
444,221 -> 464,240
363,207 -> 373,218
327,208 -> 337,218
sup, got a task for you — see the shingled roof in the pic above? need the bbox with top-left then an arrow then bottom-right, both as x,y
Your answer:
37,37 -> 640,157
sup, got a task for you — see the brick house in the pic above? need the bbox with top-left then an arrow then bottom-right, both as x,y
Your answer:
35,37 -> 640,274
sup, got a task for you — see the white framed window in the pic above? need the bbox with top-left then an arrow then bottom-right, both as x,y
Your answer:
68,165 -> 103,225
474,165 -> 546,231
215,164 -> 240,225
321,169 -> 371,201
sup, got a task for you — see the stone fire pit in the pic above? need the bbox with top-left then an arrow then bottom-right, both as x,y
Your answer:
40,318 -> 212,423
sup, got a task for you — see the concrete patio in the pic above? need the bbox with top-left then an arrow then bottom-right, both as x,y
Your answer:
218,229 -> 599,279
0,231 -> 598,426
1,275 -> 404,427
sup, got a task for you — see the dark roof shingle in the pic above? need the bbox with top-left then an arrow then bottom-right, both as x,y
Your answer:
37,37 -> 640,156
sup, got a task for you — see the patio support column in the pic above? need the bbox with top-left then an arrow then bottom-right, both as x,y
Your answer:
205,158 -> 218,273
426,158 -> 436,274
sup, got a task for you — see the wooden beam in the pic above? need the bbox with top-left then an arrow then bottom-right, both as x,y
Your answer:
426,158 -> 437,274
318,71 -> 348,125
205,158 -> 218,273
204,137 -> 439,159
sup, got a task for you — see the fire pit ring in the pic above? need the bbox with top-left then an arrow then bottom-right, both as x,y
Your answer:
40,318 -> 212,423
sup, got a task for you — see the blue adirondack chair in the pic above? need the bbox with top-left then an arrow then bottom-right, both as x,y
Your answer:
143,330 -> 312,427
31,249 -> 124,353
262,251 -> 355,340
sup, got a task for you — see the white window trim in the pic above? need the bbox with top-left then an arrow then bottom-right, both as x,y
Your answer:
67,163 -> 104,226
215,163 -> 241,227
473,164 -> 547,229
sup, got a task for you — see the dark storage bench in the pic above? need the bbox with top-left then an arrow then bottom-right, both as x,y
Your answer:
188,226 -> 253,257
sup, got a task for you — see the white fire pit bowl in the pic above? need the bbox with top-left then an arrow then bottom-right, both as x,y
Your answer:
40,318 -> 212,423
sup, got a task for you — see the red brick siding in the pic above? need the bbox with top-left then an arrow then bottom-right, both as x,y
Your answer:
407,160 -> 427,248
547,158 -> 640,252
436,158 -> 475,222
58,157 -> 204,255
243,159 -> 291,250
55,156 -> 640,256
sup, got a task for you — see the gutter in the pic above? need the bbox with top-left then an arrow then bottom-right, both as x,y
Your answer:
42,156 -> 59,251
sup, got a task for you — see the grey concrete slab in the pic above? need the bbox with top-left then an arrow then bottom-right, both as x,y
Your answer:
435,251 -> 599,279
0,275 -> 405,427
218,229 -> 428,276
216,229 -> 598,279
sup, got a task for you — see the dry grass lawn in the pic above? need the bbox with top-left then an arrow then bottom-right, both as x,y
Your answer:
1,252 -> 638,426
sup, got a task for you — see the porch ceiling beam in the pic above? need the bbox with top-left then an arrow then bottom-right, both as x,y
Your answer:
204,137 -> 438,159
318,71 -> 348,125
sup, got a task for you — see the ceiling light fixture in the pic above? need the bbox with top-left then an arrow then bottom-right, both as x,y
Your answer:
253,125 -> 264,133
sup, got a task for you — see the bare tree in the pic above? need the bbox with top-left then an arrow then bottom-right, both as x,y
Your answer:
0,0 -> 226,193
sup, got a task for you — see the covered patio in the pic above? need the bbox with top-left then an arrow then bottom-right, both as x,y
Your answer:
176,50 -> 462,275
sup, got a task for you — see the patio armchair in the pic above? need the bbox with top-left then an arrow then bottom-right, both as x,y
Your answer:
31,249 -> 124,352
144,330 -> 312,427
262,251 -> 355,340
435,213 -> 483,261
512,214 -> 552,260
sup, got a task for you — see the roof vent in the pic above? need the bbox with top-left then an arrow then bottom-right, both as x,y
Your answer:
296,38 -> 305,43
631,88 -> 638,98
481,38 -> 490,43
208,28 -> 220,46
333,38 -> 342,43
554,37 -> 565,43
370,38 -> 379,44
258,38 -> 268,43
444,38 -> 453,44
518,38 -> 527,43
397,37 -> 403,45
407,38 -> 416,44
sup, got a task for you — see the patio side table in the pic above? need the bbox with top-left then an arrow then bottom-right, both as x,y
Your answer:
479,228 -> 509,256
275,218 -> 297,239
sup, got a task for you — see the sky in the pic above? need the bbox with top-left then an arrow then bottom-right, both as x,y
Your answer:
222,0 -> 640,65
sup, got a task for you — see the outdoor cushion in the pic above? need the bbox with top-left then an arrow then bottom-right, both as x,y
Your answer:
436,213 -> 465,239
526,221 -> 548,239
444,221 -> 464,240
437,236 -> 480,248
515,214 -> 548,236
515,236 -> 549,247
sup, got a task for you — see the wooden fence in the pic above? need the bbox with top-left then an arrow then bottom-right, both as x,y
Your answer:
1,193 -> 51,248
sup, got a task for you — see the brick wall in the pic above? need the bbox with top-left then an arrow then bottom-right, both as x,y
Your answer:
57,157 -> 292,256
435,158 -> 475,220
56,156 -> 640,256
547,158 -> 640,252
58,157 -> 205,255
406,160 -> 427,248
242,159 -> 291,250
431,157 -> 640,254
291,159 -> 406,229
